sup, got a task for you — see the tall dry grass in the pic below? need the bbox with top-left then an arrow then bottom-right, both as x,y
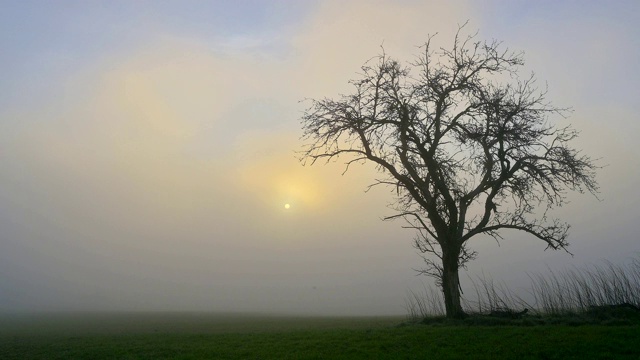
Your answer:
405,256 -> 640,320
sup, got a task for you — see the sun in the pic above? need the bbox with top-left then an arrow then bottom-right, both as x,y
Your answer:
284,203 -> 290,209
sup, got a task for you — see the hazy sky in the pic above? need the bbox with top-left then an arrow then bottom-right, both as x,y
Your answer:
1,0 -> 638,315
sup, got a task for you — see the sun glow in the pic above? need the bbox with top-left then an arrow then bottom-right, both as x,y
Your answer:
284,203 -> 290,209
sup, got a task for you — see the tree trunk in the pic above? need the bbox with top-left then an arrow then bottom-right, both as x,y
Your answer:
441,249 -> 465,319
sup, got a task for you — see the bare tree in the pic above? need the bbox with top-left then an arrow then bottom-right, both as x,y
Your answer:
299,26 -> 598,319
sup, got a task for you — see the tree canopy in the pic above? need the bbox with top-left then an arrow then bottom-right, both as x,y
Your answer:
300,26 -> 599,318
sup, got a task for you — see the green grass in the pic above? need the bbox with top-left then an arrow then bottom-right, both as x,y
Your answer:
1,313 -> 639,359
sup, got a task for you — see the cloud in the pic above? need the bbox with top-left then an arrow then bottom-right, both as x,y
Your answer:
1,24 -> 416,313
2,0 -> 637,314
290,0 -> 473,98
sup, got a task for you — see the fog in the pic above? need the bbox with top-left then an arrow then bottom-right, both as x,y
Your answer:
1,1 -> 638,315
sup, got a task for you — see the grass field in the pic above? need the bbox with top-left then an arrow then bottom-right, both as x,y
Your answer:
1,312 -> 639,359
